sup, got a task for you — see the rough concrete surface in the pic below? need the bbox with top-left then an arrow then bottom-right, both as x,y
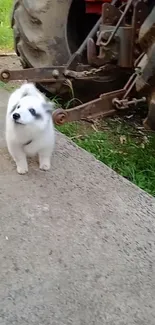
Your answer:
0,88 -> 155,325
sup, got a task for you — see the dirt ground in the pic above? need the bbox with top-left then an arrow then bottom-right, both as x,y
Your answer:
0,54 -> 22,88
0,53 -> 21,72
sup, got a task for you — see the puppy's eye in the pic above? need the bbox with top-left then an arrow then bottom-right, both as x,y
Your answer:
29,108 -> 36,116
17,104 -> 20,109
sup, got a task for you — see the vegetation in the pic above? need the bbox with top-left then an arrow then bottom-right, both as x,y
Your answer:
0,0 -> 13,50
58,119 -> 155,196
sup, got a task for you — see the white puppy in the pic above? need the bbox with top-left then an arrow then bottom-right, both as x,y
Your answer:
6,83 -> 55,174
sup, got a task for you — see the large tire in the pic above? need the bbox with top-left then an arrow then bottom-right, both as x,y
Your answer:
12,0 -> 73,67
12,0 -> 74,94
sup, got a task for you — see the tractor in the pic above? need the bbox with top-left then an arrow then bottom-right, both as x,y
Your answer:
1,0 -> 155,129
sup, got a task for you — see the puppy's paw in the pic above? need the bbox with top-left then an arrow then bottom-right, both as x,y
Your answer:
39,159 -> 51,171
39,154 -> 51,171
17,166 -> 28,174
39,163 -> 50,171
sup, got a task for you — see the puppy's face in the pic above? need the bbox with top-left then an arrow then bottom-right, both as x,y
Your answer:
10,95 -> 53,128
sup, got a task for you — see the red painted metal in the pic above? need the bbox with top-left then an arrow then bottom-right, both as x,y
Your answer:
85,1 -> 110,14
85,0 -> 127,15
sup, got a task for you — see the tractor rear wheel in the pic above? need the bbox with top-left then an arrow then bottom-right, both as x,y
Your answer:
12,0 -> 99,96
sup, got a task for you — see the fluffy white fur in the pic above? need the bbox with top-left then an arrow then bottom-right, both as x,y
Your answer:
6,82 -> 55,174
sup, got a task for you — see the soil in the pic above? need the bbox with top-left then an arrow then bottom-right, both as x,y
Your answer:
0,54 -> 21,70
0,54 -> 23,88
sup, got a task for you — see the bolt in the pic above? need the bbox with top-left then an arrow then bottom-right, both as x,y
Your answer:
2,71 -> 10,80
52,69 -> 59,78
64,70 -> 70,76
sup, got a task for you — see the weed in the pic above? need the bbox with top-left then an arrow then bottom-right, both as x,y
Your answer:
0,0 -> 13,50
58,120 -> 155,196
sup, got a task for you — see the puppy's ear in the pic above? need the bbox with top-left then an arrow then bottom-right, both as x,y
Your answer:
43,102 -> 55,113
20,82 -> 39,98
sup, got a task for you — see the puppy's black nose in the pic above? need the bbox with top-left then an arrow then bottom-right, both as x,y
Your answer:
13,113 -> 20,120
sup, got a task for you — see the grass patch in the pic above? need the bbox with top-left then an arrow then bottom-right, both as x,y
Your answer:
0,0 -> 13,50
57,120 -> 155,196
0,80 -> 18,92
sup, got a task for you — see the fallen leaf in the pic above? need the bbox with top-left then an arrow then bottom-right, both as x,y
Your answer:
126,114 -> 133,119
120,135 -> 127,144
91,124 -> 98,132
143,136 -> 149,144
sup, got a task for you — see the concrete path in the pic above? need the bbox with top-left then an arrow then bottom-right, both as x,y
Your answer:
0,88 -> 155,325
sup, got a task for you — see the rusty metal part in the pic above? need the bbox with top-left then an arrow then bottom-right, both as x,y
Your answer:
101,0 -> 134,47
122,54 -> 145,98
64,64 -> 116,79
87,36 -> 116,66
113,97 -> 146,110
52,67 -> 147,126
132,1 -> 148,33
139,6 -> 155,51
98,26 -> 133,68
123,72 -> 138,99
0,61 -> 129,105
136,6 -> 155,94
0,67 -> 65,83
130,1 -> 148,66
136,43 -> 155,92
134,52 -> 145,67
143,89 -> 155,130
87,38 -> 98,65
0,62 -> 121,84
52,108 -> 68,126
52,89 -> 125,125
102,3 -> 123,26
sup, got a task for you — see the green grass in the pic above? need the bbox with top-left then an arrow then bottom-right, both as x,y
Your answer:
0,0 -> 13,50
0,2 -> 155,196
57,120 -> 155,196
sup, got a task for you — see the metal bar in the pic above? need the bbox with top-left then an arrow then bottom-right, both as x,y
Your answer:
52,89 -> 125,125
66,17 -> 102,69
0,67 -> 65,83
